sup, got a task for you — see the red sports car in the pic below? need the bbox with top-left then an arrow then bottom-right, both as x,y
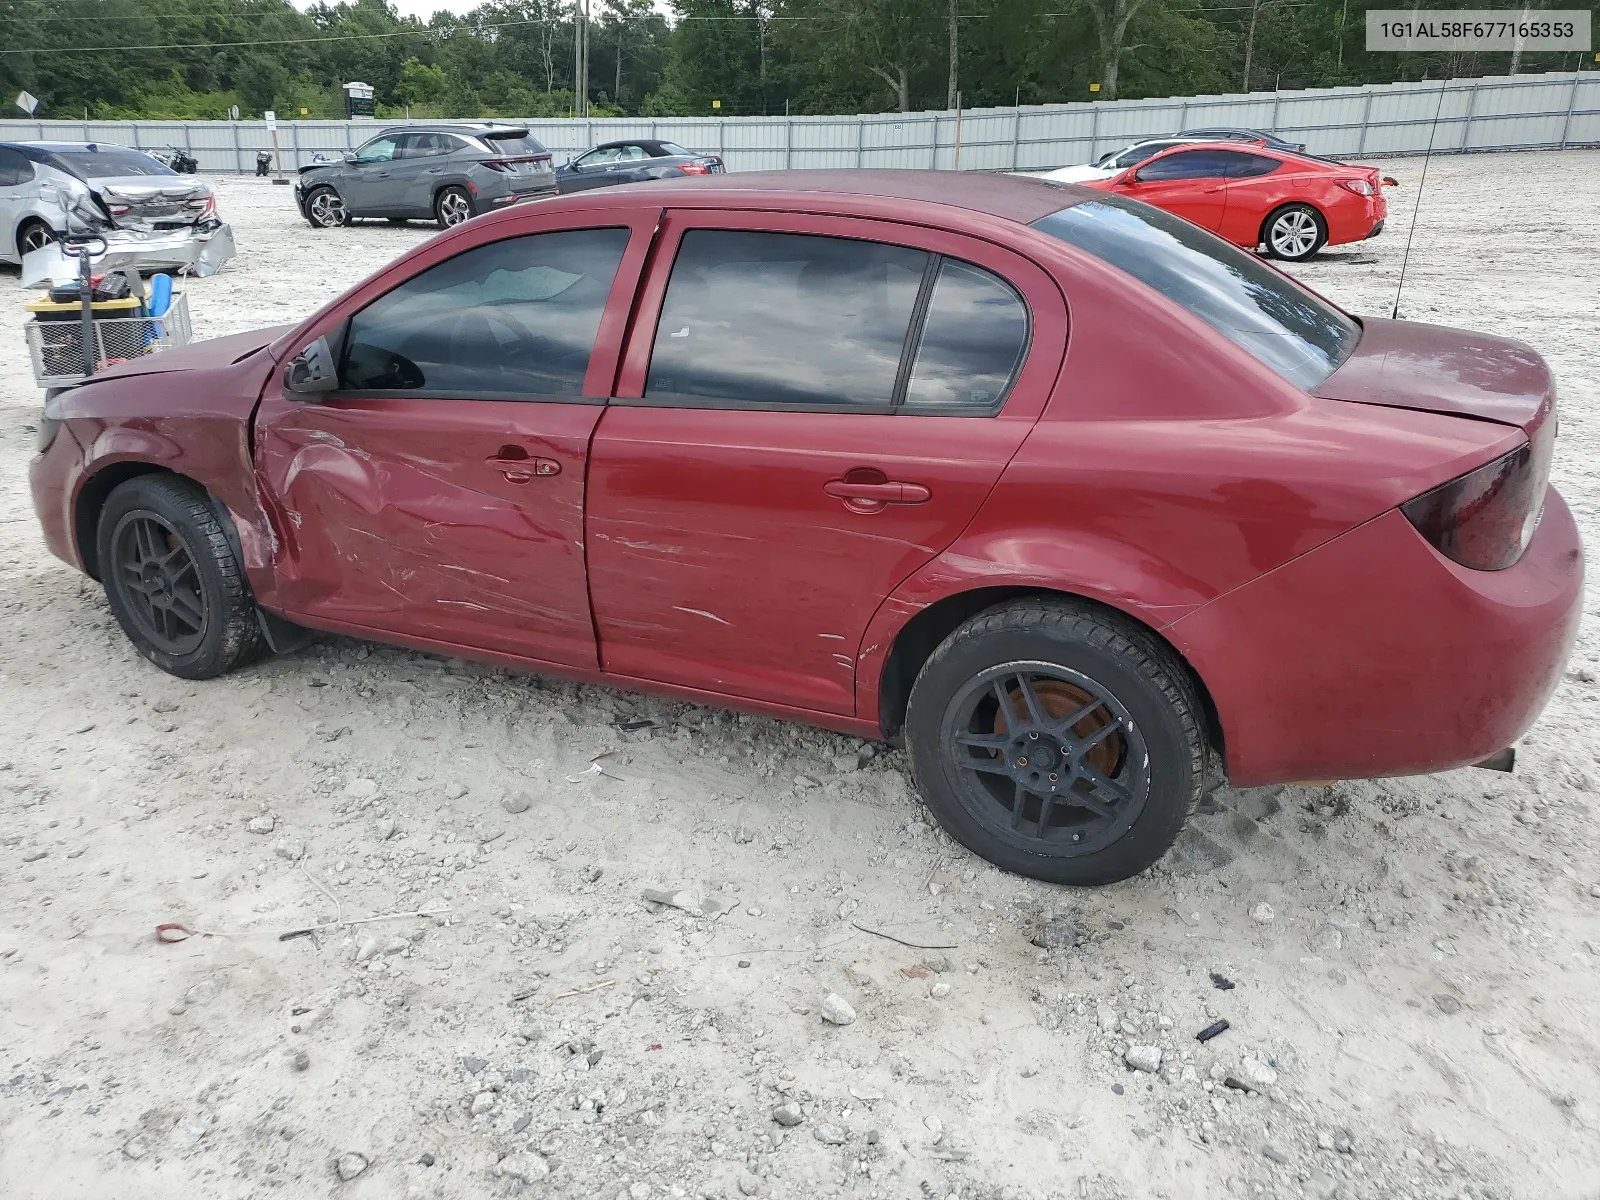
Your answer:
29,171 -> 1579,886
1079,141 -> 1392,261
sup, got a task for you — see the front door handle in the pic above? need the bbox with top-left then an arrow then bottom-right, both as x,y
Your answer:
824,470 -> 931,513
488,447 -> 560,483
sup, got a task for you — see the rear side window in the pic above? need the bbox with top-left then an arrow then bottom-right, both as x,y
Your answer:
1225,151 -> 1281,178
645,230 -> 926,410
659,142 -> 693,156
341,227 -> 629,398
0,148 -> 33,186
1033,197 -> 1358,389
904,261 -> 1029,413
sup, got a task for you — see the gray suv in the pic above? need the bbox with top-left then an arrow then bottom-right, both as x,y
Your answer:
294,125 -> 557,230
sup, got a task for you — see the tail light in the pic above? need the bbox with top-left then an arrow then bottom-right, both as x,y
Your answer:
1401,435 -> 1552,571
1337,178 -> 1375,197
481,159 -> 513,173
185,195 -> 217,220
678,162 -> 710,175
108,203 -> 132,217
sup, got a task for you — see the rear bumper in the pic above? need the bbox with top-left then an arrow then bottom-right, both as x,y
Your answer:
1326,192 -> 1387,246
1365,218 -> 1385,239
1168,489 -> 1583,786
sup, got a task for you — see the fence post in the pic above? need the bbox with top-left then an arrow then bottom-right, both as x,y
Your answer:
183,122 -> 194,164
1357,87 -> 1374,153
1459,79 -> 1479,151
1010,107 -> 1022,169
1088,102 -> 1100,162
857,117 -> 865,167
231,122 -> 242,174
785,112 -> 793,169
290,123 -> 301,170
1178,100 -> 1188,131
1559,65 -> 1583,148
928,115 -> 939,168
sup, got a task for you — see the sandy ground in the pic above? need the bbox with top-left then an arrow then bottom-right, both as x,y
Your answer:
1,153 -> 1598,1200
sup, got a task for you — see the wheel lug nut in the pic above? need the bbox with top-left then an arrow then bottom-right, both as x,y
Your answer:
1049,773 -> 1058,782
1029,732 -> 1038,739
1017,757 -> 1027,766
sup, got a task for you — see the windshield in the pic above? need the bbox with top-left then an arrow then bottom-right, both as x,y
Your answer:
51,148 -> 177,180
1032,196 -> 1359,389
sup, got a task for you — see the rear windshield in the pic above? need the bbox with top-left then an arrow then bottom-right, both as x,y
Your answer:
481,130 -> 548,156
1033,196 -> 1359,389
48,148 -> 176,180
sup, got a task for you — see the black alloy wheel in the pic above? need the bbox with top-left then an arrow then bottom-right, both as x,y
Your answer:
109,511 -> 208,656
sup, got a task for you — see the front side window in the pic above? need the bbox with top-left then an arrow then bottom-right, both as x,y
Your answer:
355,136 -> 399,164
1134,149 -> 1236,182
341,227 -> 629,398
578,147 -> 622,166
904,261 -> 1029,413
1033,197 -> 1358,389
645,230 -> 926,410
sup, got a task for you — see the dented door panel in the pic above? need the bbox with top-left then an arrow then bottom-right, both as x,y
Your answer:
254,396 -> 601,668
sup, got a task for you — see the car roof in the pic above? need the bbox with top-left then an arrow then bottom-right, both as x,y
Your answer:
593,138 -> 685,154
374,124 -> 526,138
562,169 -> 1087,224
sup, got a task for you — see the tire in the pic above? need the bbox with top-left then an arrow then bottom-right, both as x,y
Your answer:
904,598 -> 1206,886
304,186 -> 348,229
17,219 -> 56,258
96,475 -> 267,680
1262,203 -> 1327,261
434,186 -> 474,229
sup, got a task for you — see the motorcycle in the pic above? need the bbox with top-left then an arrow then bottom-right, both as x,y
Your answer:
148,146 -> 200,174
255,150 -> 273,177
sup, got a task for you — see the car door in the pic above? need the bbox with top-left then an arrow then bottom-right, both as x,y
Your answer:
253,212 -> 658,668
402,132 -> 455,214
564,147 -> 622,192
1215,149 -> 1287,247
584,211 -> 1066,716
608,144 -> 653,185
1117,148 -> 1233,231
340,133 -> 403,214
0,148 -> 36,263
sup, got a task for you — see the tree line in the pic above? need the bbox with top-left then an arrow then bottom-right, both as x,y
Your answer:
1,0 -> 1594,124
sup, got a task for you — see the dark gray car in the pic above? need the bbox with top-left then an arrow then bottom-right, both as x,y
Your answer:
294,125 -> 557,230
555,139 -> 724,194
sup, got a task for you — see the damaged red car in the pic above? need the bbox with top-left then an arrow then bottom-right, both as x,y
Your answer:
29,171 -> 1581,886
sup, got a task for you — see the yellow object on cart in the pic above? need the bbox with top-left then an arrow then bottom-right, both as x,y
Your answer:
24,295 -> 144,317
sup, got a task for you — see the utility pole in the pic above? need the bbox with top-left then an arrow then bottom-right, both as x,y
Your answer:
572,0 -> 590,117
947,0 -> 959,111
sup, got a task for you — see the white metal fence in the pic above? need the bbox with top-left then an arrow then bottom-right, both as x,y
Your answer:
2,70 -> 1595,175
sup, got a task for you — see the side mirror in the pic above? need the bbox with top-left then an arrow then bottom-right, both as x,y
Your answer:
566,158 -> 579,170
343,152 -> 358,165
284,336 -> 338,396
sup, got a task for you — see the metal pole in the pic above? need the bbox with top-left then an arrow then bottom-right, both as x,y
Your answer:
857,117 -> 864,168
953,92 -> 963,171
1459,79 -> 1478,151
231,121 -> 242,174
929,115 -> 939,169
1559,62 -> 1583,148
1010,106 -> 1021,169
785,100 -> 793,169
1357,87 -> 1374,154
1088,102 -> 1100,162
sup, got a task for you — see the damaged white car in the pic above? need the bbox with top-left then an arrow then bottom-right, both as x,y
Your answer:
0,141 -> 235,276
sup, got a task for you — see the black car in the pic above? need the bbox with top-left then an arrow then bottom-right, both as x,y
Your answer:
1175,127 -> 1308,154
294,124 -> 556,230
555,139 -> 724,194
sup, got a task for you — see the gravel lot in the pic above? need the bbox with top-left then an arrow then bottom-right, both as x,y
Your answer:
2,152 -> 1598,1200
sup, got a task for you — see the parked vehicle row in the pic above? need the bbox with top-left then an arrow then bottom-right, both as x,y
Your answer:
294,126 -> 725,230
28,170 -> 1580,887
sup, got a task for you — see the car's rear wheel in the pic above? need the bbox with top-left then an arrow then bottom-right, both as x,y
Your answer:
97,475 -> 266,680
435,186 -> 474,228
905,598 -> 1205,886
1262,203 -> 1327,261
304,186 -> 348,229
17,219 -> 56,257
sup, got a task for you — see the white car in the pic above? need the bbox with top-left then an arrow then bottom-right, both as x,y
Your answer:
0,140 -> 234,274
1033,137 -> 1216,184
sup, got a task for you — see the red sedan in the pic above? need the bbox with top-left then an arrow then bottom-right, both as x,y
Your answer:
29,171 -> 1579,886
1079,141 -> 1391,260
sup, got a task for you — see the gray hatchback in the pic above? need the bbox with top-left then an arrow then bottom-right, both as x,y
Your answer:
294,124 -> 556,230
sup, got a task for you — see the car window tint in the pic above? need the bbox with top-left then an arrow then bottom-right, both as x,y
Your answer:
904,260 -> 1029,413
580,147 -> 619,165
1226,151 -> 1281,178
356,136 -> 399,163
659,142 -> 692,156
1135,150 -> 1234,182
50,148 -> 175,179
1033,197 -> 1359,390
396,134 -> 432,159
0,148 -> 33,186
341,227 -> 629,399
620,145 -> 648,160
1116,142 -> 1172,168
482,131 -> 547,155
646,230 -> 926,410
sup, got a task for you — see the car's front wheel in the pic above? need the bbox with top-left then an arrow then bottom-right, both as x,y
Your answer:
304,186 -> 348,229
97,475 -> 266,680
1262,203 -> 1327,261
435,186 -> 474,228
905,598 -> 1206,886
